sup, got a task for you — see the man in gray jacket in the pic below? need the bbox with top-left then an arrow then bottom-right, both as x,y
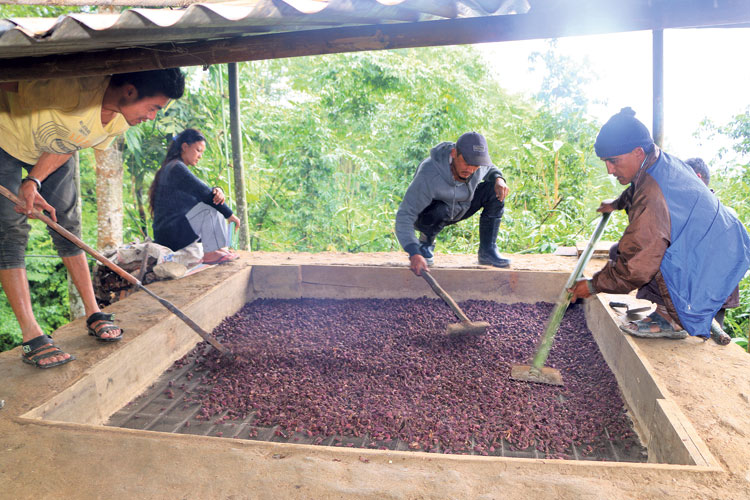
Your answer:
395,132 -> 510,276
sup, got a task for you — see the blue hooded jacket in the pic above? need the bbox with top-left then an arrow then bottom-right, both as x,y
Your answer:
593,150 -> 750,337
652,152 -> 750,336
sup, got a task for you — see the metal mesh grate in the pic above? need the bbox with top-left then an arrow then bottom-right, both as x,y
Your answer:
107,346 -> 647,462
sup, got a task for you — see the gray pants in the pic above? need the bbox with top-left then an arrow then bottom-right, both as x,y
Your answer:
185,202 -> 231,253
0,147 -> 82,269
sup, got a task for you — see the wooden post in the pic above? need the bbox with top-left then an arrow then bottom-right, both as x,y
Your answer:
67,152 -> 85,320
652,29 -> 664,148
228,62 -> 250,250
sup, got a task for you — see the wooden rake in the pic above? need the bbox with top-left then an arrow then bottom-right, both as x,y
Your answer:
0,184 -> 232,357
510,212 -> 611,386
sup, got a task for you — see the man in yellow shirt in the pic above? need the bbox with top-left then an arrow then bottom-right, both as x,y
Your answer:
0,69 -> 185,368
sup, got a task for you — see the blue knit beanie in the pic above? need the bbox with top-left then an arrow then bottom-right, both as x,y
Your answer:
594,107 -> 654,158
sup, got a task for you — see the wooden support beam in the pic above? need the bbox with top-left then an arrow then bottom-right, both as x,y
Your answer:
652,29 -> 664,147
228,62 -> 250,251
1,0 -> 749,81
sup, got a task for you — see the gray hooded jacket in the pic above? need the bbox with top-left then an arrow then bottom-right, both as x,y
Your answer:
395,141 -> 504,256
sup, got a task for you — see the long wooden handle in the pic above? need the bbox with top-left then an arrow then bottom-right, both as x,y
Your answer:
421,270 -> 470,323
529,212 -> 611,370
2,185 -> 136,286
0,184 -> 231,356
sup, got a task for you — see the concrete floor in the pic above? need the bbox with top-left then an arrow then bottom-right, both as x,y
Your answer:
1,252 -> 750,500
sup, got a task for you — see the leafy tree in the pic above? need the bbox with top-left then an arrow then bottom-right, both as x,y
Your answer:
0,5 -> 92,17
0,44 -> 655,352
223,47 -> 612,256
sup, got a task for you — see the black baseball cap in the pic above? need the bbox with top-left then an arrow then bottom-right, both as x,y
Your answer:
456,131 -> 493,166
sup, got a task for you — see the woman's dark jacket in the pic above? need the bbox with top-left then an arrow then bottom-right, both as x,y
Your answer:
151,159 -> 233,251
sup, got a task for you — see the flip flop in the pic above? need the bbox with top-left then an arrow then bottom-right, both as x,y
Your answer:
609,301 -> 652,320
201,252 -> 238,265
620,311 -> 688,339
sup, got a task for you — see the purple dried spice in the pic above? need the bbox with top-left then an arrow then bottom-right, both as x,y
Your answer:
176,298 -> 636,458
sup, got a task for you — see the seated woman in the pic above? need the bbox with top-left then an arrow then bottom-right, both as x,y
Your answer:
149,128 -> 240,264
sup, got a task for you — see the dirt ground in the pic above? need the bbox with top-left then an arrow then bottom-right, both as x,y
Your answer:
1,251 -> 750,500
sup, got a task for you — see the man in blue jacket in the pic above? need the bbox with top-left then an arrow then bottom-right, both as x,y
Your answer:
570,108 -> 750,339
395,132 -> 511,276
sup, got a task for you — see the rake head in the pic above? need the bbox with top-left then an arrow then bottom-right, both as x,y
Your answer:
510,364 -> 564,386
446,320 -> 490,337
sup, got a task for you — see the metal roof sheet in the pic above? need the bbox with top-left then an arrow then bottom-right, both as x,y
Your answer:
0,0 -> 529,59
0,0 -> 748,82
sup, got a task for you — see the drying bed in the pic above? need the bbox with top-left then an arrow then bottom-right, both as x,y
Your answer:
8,261 -> 742,499
23,264 -> 717,470
108,297 -> 646,462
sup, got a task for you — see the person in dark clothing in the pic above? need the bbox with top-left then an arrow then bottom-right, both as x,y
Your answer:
149,128 -> 240,265
395,132 -> 511,276
685,157 -> 710,185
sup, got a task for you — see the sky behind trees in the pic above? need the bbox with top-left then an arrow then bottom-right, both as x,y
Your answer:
480,28 -> 750,166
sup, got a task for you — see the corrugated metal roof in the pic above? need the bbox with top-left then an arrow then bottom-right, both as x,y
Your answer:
0,0 -> 748,82
0,0 -> 530,60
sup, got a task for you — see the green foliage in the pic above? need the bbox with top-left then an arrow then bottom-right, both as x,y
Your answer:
202,46 -> 619,255
0,5 -> 93,17
723,282 -> 749,351
715,109 -> 750,158
24,226 -> 71,331
0,303 -> 21,351
5,43 -> 747,354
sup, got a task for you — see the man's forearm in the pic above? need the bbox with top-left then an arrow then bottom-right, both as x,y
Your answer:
28,152 -> 73,183
611,185 -> 634,211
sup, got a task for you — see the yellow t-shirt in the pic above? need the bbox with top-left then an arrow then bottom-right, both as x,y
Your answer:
0,76 -> 129,164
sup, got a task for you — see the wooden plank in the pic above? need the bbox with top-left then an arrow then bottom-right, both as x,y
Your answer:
249,264 -> 302,299
23,266 -> 252,425
298,265 -> 568,303
584,296 -> 720,467
300,265 -> 416,300
585,297 -> 668,445
649,399 -> 716,467
575,240 -> 616,258
2,0 -> 750,81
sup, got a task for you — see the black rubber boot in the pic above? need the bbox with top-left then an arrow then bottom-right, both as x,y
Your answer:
418,232 -> 435,265
478,217 -> 510,268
